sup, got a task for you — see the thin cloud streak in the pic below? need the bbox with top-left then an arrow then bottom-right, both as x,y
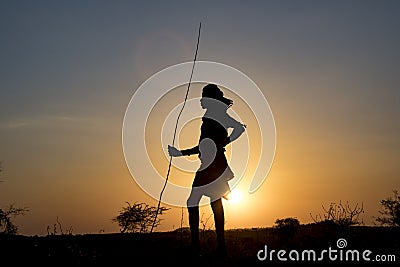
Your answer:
0,115 -> 94,129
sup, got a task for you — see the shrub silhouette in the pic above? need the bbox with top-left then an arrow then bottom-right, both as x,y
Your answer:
0,204 -> 29,235
310,201 -> 364,226
274,217 -> 300,228
375,190 -> 400,226
112,202 -> 169,233
274,217 -> 300,240
0,164 -> 29,235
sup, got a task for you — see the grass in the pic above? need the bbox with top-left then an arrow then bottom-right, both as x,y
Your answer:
0,225 -> 399,266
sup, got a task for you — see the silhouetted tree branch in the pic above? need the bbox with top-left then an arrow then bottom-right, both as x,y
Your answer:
0,164 -> 29,235
112,202 -> 169,233
375,190 -> 400,226
310,201 -> 364,226
0,204 -> 29,235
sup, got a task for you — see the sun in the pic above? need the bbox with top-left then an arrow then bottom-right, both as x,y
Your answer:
226,189 -> 243,204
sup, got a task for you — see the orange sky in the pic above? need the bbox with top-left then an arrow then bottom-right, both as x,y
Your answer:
1,1 -> 399,235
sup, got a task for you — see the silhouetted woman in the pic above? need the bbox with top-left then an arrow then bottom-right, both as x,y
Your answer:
168,84 -> 246,258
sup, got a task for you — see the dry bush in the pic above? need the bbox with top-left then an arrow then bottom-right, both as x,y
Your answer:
0,204 -> 29,235
310,201 -> 364,226
375,190 -> 400,226
112,202 -> 169,233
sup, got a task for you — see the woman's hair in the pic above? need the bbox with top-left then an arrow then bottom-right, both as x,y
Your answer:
202,84 -> 233,108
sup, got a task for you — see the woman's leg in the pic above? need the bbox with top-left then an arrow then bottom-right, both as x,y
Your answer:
188,206 -> 200,252
187,188 -> 202,253
211,198 -> 227,255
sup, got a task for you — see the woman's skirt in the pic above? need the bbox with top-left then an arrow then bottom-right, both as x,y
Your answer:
192,152 -> 233,200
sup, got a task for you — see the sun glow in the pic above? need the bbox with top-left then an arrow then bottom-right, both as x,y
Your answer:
226,189 -> 243,204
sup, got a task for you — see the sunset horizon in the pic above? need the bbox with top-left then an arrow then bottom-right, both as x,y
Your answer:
1,1 -> 399,241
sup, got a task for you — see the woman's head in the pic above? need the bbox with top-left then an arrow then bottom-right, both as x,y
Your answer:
200,84 -> 233,110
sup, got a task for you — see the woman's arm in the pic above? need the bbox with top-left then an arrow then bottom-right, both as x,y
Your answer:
168,145 -> 199,157
180,146 -> 199,156
227,124 -> 246,144
225,116 -> 246,145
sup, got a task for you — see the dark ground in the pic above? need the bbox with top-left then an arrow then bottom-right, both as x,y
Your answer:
1,225 -> 399,266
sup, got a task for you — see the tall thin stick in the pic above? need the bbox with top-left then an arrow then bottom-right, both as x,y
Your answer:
150,22 -> 202,233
